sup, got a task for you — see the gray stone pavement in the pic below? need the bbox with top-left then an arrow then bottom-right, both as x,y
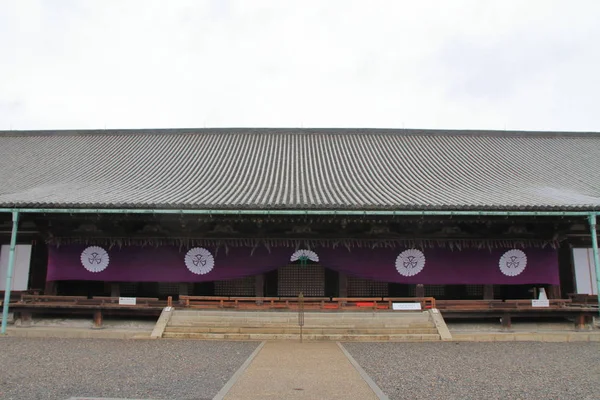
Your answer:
0,337 -> 259,400
344,342 -> 600,400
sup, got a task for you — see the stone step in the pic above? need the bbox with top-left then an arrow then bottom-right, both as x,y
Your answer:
174,309 -> 428,316
163,326 -> 439,335
169,316 -> 431,324
161,332 -> 441,341
172,310 -> 430,319
167,321 -> 435,329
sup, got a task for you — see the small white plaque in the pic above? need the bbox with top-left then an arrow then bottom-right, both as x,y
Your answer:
392,302 -> 422,311
531,299 -> 549,307
119,297 -> 136,305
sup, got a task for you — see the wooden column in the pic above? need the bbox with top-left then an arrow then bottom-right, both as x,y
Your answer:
255,274 -> 265,297
338,272 -> 348,298
44,281 -> 57,295
415,284 -> 425,298
20,311 -> 32,327
178,283 -> 189,297
501,312 -> 512,330
483,285 -> 494,300
110,283 -> 120,298
93,310 -> 103,329
255,274 -> 265,305
547,285 -> 561,299
575,313 -> 587,330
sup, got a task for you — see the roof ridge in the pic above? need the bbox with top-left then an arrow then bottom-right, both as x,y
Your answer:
0,127 -> 599,138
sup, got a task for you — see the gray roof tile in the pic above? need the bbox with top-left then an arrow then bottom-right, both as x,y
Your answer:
0,128 -> 599,210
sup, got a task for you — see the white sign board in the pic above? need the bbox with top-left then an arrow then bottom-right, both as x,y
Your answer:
531,299 -> 549,308
572,248 -> 598,295
0,245 -> 32,291
392,302 -> 422,311
119,297 -> 136,305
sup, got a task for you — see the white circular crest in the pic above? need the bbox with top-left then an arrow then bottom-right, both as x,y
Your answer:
499,249 -> 527,277
185,247 -> 215,275
80,246 -> 110,273
290,249 -> 319,263
395,249 -> 426,277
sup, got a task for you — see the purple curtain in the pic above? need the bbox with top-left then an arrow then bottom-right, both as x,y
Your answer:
47,245 -> 559,284
320,247 -> 559,284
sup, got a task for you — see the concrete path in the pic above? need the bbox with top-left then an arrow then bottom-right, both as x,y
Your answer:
222,341 -> 380,400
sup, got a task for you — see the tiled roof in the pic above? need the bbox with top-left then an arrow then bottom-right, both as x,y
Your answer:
0,128 -> 599,211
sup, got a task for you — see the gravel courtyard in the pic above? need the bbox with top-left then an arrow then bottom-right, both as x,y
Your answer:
343,342 -> 600,400
0,338 -> 259,400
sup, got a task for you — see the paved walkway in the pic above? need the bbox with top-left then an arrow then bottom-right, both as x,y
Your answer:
222,341 -> 379,400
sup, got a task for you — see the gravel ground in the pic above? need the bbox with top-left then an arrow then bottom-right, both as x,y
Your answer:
0,338 -> 259,400
343,342 -> 600,400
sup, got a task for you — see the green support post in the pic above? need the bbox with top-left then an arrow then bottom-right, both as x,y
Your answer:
588,214 -> 600,315
1,211 -> 19,334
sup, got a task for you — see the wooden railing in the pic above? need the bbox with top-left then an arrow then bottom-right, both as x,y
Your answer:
435,298 -> 572,310
18,295 -> 167,308
178,295 -> 435,311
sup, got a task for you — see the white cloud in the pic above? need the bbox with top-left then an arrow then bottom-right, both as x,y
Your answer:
0,0 -> 599,131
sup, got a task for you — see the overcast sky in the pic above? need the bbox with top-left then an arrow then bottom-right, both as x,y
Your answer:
1,0 -> 599,131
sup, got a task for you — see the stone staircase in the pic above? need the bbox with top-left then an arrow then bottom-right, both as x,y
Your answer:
161,309 -> 443,341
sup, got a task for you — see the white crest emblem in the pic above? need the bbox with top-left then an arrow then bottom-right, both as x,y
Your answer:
499,249 -> 527,277
185,247 -> 215,275
395,249 -> 426,277
290,249 -> 319,263
80,246 -> 110,273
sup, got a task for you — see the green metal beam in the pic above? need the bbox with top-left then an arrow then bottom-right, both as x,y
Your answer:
0,207 -> 597,217
587,214 -> 600,315
1,211 -> 19,334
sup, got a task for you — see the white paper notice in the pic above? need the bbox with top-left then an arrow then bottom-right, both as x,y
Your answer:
531,299 -> 549,307
119,297 -> 136,305
392,302 -> 422,311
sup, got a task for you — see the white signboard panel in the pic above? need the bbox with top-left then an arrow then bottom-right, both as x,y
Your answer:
572,248 -> 598,295
0,244 -> 32,291
119,297 -> 137,305
392,302 -> 422,311
531,299 -> 549,307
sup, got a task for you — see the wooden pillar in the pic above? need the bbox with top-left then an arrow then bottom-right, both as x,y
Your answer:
44,281 -> 57,295
547,285 -> 561,299
483,285 -> 494,300
501,312 -> 512,330
415,284 -> 425,298
93,310 -> 103,329
110,283 -> 120,298
255,274 -> 265,305
574,314 -> 592,330
178,283 -> 189,297
338,272 -> 348,298
255,274 -> 265,297
20,311 -> 32,327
